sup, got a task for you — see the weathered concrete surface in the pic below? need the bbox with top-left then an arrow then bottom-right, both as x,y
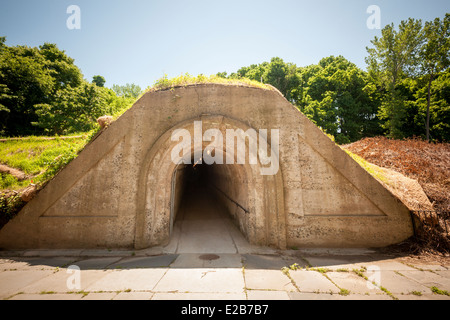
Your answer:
0,83 -> 414,249
1,250 -> 449,300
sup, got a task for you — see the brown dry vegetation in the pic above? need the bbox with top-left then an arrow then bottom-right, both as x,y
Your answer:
343,137 -> 450,256
343,137 -> 450,212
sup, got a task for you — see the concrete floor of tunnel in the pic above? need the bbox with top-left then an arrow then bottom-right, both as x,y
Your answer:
164,163 -> 251,254
166,185 -> 249,254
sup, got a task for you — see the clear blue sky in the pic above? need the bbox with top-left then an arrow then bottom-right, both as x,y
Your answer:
1,0 -> 449,89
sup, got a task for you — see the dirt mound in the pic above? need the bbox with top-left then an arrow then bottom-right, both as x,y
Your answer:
343,137 -> 450,212
343,137 -> 450,256
0,164 -> 28,181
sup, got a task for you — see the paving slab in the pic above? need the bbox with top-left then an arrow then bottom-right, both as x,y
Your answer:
301,255 -> 375,270
242,254 -> 289,270
70,257 -> 123,270
86,268 -> 168,292
373,270 -> 430,295
1,249 -> 449,300
0,257 -> 77,270
81,292 -> 119,300
0,258 -> 37,271
152,292 -> 246,300
79,249 -> 136,257
244,269 -> 296,291
435,270 -> 450,281
370,260 -> 418,271
399,270 -> 450,291
326,271 -> 384,295
246,290 -> 291,300
20,269 -> 112,293
288,270 -> 339,294
405,263 -> 448,271
170,253 -> 242,269
397,292 -> 450,300
22,250 -> 83,257
154,268 -> 245,293
113,291 -> 154,300
9,293 -> 84,300
288,292 -> 391,300
107,255 -> 178,269
0,270 -> 55,299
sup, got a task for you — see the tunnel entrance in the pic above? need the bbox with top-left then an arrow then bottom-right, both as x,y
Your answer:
169,160 -> 250,253
135,116 -> 287,250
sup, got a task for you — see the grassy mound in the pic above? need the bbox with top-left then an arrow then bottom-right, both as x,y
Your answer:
147,73 -> 275,92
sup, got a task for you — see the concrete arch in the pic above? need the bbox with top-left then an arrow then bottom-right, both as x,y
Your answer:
0,83 -> 413,250
134,115 -> 287,249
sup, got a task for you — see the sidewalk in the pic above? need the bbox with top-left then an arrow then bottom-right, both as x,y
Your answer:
1,247 -> 449,300
1,189 -> 449,300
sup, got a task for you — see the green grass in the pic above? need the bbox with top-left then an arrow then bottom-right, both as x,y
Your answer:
339,288 -> 350,296
343,149 -> 389,184
147,73 -> 274,93
431,286 -> 450,296
0,133 -> 94,191
0,135 -> 88,174
0,132 -> 98,228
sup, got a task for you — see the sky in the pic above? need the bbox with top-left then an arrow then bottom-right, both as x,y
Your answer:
1,0 -> 449,89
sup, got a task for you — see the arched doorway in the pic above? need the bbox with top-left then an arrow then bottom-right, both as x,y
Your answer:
134,115 -> 286,250
170,160 -> 250,253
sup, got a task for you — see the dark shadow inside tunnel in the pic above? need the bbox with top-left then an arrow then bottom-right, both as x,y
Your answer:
169,158 -> 251,249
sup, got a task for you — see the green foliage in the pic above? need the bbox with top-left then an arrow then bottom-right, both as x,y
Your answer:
34,83 -> 122,134
1,13 -> 448,144
0,40 -> 136,136
343,149 -> 389,184
149,73 -> 272,92
300,56 -> 382,144
229,57 -> 300,101
0,191 -> 25,227
365,15 -> 449,141
431,286 -> 450,296
225,56 -> 383,144
112,83 -> 143,99
0,44 -> 55,135
0,135 -> 90,190
0,173 -> 22,190
92,75 -> 106,87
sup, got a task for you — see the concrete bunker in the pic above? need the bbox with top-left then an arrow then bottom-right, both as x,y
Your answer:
0,83 -> 414,250
135,116 -> 286,250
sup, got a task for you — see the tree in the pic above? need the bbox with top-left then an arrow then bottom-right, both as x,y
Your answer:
216,71 -> 227,78
35,82 -> 111,134
0,41 -> 126,136
39,43 -> 83,90
0,45 -> 55,135
231,58 -> 300,102
419,14 -> 450,142
302,56 -> 382,143
111,83 -> 142,99
366,18 -> 424,138
92,75 -> 106,87
0,37 -> 12,131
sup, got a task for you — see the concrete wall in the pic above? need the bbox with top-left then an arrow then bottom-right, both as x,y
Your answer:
206,163 -> 250,240
0,84 -> 413,250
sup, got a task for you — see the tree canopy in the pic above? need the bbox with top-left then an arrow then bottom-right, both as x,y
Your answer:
1,13 -> 448,143
0,40 -> 137,136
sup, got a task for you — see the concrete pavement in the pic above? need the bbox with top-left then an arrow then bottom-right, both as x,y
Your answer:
1,190 -> 449,300
0,248 -> 449,300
